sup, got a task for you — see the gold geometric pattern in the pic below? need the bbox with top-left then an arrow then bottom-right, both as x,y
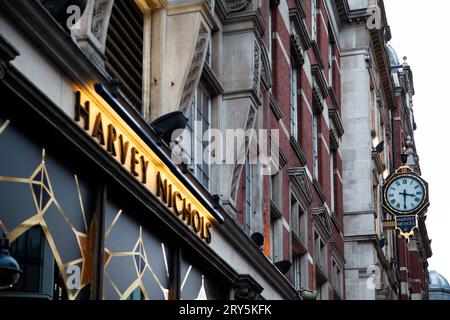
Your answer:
0,121 -> 95,300
104,209 -> 169,300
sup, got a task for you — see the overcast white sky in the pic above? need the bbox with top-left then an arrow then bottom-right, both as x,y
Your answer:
383,0 -> 450,280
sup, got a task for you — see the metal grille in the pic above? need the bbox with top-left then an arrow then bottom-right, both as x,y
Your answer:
105,0 -> 144,111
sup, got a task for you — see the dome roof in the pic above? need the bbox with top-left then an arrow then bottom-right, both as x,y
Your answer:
386,43 -> 400,67
429,271 -> 450,289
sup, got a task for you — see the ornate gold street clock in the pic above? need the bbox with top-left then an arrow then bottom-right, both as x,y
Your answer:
382,171 -> 429,216
382,161 -> 429,240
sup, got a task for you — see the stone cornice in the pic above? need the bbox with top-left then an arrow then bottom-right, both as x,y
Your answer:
370,29 -> 395,110
311,64 -> 329,99
218,1 -> 265,38
290,34 -> 305,67
328,108 -> 344,137
328,87 -> 340,110
311,41 -> 324,70
289,2 -> 311,50
312,207 -> 331,241
288,167 -> 313,206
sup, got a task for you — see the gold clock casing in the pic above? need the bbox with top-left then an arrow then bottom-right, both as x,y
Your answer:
382,171 -> 429,216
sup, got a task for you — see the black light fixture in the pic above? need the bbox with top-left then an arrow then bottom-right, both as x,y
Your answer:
150,111 -> 188,145
250,232 -> 264,248
0,233 -> 22,290
400,153 -> 409,165
274,260 -> 292,275
379,238 -> 387,249
375,141 -> 384,154
40,0 -> 88,30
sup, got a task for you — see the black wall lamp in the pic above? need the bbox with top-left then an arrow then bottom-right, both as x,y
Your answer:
375,141 -> 384,154
150,111 -> 188,146
0,233 -> 22,290
274,260 -> 292,275
250,232 -> 264,249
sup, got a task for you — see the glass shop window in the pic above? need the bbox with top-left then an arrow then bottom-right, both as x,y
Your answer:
0,227 -> 66,300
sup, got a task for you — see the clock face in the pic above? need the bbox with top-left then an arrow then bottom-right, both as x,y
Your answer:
385,175 -> 425,214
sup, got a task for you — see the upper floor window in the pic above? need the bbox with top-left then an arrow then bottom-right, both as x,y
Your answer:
245,152 -> 254,234
313,230 -> 327,272
270,169 -> 283,210
291,66 -> 299,140
291,194 -> 307,245
328,34 -> 334,87
332,259 -> 343,298
293,254 -> 308,291
312,113 -> 320,180
185,84 -> 211,189
105,0 -> 144,112
330,151 -> 335,213
311,0 -> 318,41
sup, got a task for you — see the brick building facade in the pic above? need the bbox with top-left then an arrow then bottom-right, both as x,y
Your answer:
0,0 -> 431,300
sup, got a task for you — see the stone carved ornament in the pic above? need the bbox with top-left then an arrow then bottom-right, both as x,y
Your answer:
226,0 -> 252,12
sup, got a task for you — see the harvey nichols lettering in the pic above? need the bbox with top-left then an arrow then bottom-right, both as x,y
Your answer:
74,91 -> 212,243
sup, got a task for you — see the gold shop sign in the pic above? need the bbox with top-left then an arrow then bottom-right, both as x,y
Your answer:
73,89 -> 212,243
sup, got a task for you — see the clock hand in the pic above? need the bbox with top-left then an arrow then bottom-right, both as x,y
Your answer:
400,190 -> 407,209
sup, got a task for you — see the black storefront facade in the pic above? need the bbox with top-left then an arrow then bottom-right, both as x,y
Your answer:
0,50 -> 234,300
0,1 -> 300,301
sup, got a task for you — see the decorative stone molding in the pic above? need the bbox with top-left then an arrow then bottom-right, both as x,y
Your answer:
329,128 -> 339,151
329,108 -> 345,137
260,43 -> 272,90
290,34 -> 305,66
311,64 -> 329,99
328,87 -> 340,110
73,0 -> 114,70
234,274 -> 263,300
288,167 -> 312,205
226,0 -> 252,13
253,40 -> 261,94
290,136 -> 307,166
0,34 -> 20,80
289,2 -> 311,50
312,206 -> 331,241
312,87 -> 324,113
179,23 -> 210,114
